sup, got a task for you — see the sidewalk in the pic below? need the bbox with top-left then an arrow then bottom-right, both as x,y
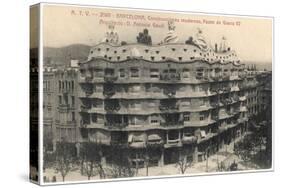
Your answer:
44,135 -> 251,182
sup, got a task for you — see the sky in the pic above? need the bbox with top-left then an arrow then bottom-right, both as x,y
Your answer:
42,4 -> 273,64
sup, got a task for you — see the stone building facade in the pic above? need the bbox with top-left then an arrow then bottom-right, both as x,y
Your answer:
42,26 -> 272,167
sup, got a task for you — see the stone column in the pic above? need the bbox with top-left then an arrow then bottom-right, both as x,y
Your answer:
158,149 -> 164,167
193,145 -> 198,163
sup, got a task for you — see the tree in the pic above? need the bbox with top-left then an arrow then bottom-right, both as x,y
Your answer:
106,144 -> 136,178
234,135 -> 255,169
175,149 -> 193,174
54,140 -> 75,182
80,141 -> 105,180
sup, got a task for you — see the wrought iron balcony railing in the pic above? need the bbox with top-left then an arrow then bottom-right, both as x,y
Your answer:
160,73 -> 181,82
163,89 -> 176,97
104,105 -> 121,112
104,75 -> 118,83
103,90 -> 115,98
105,122 -> 128,129
159,105 -> 179,112
160,121 -> 183,127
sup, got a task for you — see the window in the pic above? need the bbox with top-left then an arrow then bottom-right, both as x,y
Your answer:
94,68 -> 103,78
71,81 -> 74,91
148,101 -> 156,107
196,68 -> 204,78
181,99 -> 191,107
59,81 -> 61,91
199,112 -> 205,121
94,85 -> 103,92
182,68 -> 190,78
72,112 -> 75,121
151,119 -> 159,124
198,85 -> 204,92
71,96 -> 75,106
130,68 -> 139,78
131,102 -> 141,109
92,114 -> 97,123
64,95 -> 68,105
130,85 -> 141,93
150,69 -> 159,78
59,96 -> 62,104
119,69 -> 125,78
183,113 -> 190,121
92,99 -> 103,108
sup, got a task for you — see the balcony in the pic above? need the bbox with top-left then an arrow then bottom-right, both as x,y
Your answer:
58,104 -> 70,112
163,89 -> 176,98
105,122 -> 128,129
222,86 -> 231,93
160,121 -> 183,128
147,134 -> 163,146
104,75 -> 118,83
103,89 -> 115,98
238,74 -> 247,79
159,105 -> 179,112
182,134 -> 197,144
211,115 -> 219,121
222,74 -> 230,81
239,96 -> 247,101
210,102 -> 219,108
104,105 -> 121,113
80,105 -> 91,113
85,76 -> 93,83
221,98 -> 232,105
160,73 -> 181,82
210,75 -> 222,82
166,139 -> 181,145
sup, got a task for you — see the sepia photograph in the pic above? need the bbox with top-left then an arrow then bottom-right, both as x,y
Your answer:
30,3 -> 273,185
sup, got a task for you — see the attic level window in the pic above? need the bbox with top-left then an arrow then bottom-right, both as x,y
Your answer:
151,56 -> 155,61
122,49 -> 127,53
182,68 -> 190,78
117,56 -> 120,61
114,50 -> 117,54
97,48 -> 101,51
183,49 -> 187,52
156,50 -> 160,54
106,48 -> 110,51
193,49 -> 197,52
119,69 -> 125,78
171,48 -> 176,51
130,68 -> 139,78
90,51 -> 93,54
190,57 -> 195,60
145,49 -> 149,53
162,56 -> 166,60
150,69 -> 159,78
104,55 -> 107,58
108,57 -> 112,60
178,57 -> 182,61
